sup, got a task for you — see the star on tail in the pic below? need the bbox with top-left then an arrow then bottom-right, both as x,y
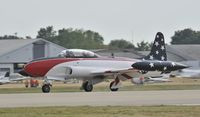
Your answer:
143,32 -> 167,61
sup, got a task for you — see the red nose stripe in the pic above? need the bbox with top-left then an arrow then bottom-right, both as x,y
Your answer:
24,58 -> 79,77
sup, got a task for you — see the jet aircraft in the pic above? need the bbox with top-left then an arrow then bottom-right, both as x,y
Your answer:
177,69 -> 200,78
19,32 -> 188,93
145,74 -> 171,83
0,72 -> 27,85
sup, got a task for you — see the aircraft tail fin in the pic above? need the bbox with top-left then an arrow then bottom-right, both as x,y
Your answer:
143,32 -> 167,61
4,72 -> 10,77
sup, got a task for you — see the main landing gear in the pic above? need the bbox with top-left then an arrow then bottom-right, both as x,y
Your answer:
109,77 -> 120,92
81,77 -> 121,92
82,81 -> 93,92
109,81 -> 119,91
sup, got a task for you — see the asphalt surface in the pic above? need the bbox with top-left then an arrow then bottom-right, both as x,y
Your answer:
1,90 -> 200,107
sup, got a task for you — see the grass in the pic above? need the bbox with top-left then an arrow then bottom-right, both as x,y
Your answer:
0,106 -> 200,117
1,84 -> 200,94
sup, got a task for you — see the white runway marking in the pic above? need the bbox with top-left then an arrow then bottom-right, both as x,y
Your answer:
1,90 -> 200,107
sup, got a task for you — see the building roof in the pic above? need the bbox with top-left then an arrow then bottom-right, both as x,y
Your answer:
0,39 -> 39,56
1,39 -> 199,62
166,45 -> 200,61
94,49 -> 143,59
96,45 -> 200,62
139,45 -> 200,62
0,38 -> 65,57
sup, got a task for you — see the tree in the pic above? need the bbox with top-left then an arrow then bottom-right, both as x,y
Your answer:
36,26 -> 56,40
25,36 -> 32,39
171,28 -> 200,44
136,41 -> 152,51
0,35 -> 23,39
36,26 -> 104,49
108,39 -> 135,49
56,28 -> 104,49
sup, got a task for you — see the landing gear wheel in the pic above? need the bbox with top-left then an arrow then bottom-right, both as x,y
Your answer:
109,81 -> 119,91
42,84 -> 51,93
82,81 -> 93,92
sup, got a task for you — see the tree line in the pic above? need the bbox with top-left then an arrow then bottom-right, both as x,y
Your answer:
0,26 -> 199,50
36,26 -> 104,49
171,28 -> 200,44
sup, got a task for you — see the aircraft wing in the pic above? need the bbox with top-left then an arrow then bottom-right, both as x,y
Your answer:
0,77 -> 29,85
91,68 -> 139,76
9,77 -> 29,81
0,79 -> 10,84
46,76 -> 66,81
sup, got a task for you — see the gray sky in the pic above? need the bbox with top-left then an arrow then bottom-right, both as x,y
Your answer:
0,0 -> 200,44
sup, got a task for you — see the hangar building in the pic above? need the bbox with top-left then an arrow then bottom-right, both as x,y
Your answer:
0,39 -> 66,74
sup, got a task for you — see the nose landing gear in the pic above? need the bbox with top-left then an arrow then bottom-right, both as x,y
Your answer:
82,81 -> 93,92
42,84 -> 51,93
42,78 -> 52,93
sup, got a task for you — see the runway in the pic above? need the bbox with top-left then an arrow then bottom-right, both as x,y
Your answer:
1,90 -> 200,107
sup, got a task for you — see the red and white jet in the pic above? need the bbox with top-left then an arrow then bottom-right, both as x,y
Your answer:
19,32 -> 188,93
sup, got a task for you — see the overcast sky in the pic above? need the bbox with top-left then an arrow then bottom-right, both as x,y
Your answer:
0,0 -> 200,44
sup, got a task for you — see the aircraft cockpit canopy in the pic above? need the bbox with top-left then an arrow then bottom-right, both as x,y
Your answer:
58,49 -> 100,58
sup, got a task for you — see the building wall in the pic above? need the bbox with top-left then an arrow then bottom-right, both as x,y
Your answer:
97,52 -> 141,59
47,43 -> 65,57
0,64 -> 13,74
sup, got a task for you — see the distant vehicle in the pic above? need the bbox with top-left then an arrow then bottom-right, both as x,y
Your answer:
131,74 -> 171,84
19,32 -> 188,93
177,69 -> 200,78
0,72 -> 28,85
0,72 -> 10,84
145,74 -> 171,83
